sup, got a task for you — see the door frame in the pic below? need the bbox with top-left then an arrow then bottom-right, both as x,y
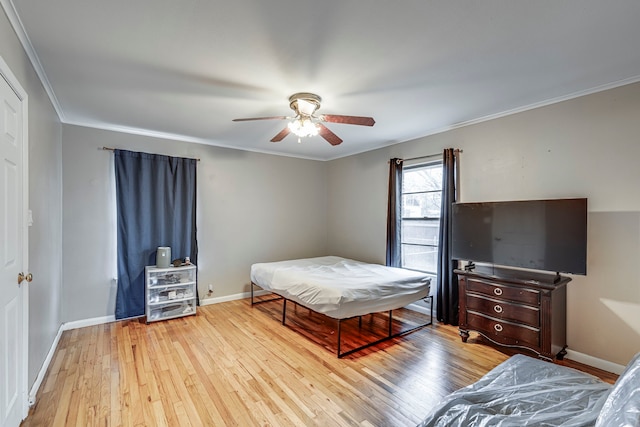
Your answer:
0,55 -> 30,422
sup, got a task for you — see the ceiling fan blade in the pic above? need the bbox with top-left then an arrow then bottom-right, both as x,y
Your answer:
232,116 -> 288,122
318,124 -> 343,146
270,127 -> 291,142
320,114 -> 375,127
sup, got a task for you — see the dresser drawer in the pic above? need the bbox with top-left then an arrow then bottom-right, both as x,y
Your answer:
466,311 -> 540,349
466,294 -> 540,327
467,278 -> 540,306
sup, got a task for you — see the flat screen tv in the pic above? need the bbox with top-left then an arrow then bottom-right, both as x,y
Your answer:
451,198 -> 587,275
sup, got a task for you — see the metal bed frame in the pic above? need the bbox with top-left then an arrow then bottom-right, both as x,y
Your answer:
251,281 -> 433,358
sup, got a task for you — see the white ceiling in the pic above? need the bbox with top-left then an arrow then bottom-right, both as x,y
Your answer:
5,0 -> 640,160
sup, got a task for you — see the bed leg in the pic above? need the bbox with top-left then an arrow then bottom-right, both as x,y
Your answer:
282,299 -> 287,325
337,319 -> 342,357
388,310 -> 393,337
358,316 -> 362,328
430,295 -> 433,323
251,282 -> 254,305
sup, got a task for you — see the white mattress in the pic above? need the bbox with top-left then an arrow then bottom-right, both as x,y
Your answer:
250,256 -> 431,319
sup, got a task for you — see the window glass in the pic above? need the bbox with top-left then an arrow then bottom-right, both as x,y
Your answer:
401,161 -> 442,274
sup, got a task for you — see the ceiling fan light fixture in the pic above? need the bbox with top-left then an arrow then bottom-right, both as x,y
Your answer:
288,117 -> 319,138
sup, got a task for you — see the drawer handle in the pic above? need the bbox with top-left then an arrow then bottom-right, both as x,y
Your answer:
494,305 -> 503,314
494,324 -> 503,332
493,288 -> 503,296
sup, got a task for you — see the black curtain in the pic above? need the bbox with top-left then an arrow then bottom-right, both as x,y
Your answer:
436,148 -> 458,325
114,150 -> 198,320
386,158 -> 403,267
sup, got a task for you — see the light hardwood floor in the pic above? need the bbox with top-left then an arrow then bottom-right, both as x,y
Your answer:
22,298 -> 618,427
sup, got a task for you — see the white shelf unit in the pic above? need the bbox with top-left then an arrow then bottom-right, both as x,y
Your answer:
145,264 -> 197,323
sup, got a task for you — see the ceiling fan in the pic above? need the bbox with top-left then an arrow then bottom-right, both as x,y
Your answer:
233,92 -> 375,146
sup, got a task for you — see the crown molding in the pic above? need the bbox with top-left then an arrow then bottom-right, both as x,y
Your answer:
4,0 -> 640,162
446,74 -> 640,132
1,0 -> 65,120
346,74 -> 640,162
64,120 -> 326,161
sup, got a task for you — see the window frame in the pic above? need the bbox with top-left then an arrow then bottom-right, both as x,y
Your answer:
400,160 -> 443,275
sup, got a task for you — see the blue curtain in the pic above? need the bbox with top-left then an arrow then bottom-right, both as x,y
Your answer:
386,158 -> 403,267
114,149 -> 198,320
436,148 -> 458,325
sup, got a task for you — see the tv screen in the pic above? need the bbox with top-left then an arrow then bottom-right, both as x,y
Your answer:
452,198 -> 587,275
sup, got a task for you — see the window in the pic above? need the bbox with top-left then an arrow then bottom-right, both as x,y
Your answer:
401,161 -> 443,274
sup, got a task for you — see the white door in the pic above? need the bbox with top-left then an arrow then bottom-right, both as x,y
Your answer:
0,70 -> 27,427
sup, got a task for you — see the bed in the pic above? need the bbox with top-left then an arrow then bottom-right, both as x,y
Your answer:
250,256 -> 432,357
417,352 -> 640,427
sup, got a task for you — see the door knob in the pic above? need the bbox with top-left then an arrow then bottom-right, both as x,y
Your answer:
17,272 -> 33,284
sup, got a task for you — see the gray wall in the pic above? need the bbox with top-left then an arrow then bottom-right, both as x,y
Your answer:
327,82 -> 640,367
61,124 -> 328,322
0,9 -> 63,386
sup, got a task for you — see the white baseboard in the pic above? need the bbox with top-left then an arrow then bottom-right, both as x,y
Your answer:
405,302 -> 433,317
62,315 -> 116,331
566,349 -> 626,375
200,289 -> 269,306
28,324 -> 64,406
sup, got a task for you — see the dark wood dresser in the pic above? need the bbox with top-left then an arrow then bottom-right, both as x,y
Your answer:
456,266 -> 571,360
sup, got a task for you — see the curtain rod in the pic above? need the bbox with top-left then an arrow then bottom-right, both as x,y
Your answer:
389,149 -> 463,163
101,146 -> 200,161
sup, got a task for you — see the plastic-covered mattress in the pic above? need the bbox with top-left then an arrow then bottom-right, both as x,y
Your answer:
250,256 -> 431,319
417,354 -> 613,427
